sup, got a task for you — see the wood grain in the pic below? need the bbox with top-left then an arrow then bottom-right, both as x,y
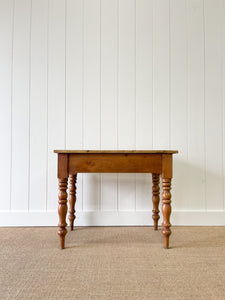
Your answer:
69,153 -> 162,173
68,174 -> 77,231
161,178 -> 172,249
57,177 -> 68,249
152,173 -> 160,230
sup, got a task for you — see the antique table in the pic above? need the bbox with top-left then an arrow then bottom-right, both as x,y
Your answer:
54,150 -> 178,249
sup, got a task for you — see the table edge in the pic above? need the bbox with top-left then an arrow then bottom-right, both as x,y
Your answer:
53,150 -> 179,154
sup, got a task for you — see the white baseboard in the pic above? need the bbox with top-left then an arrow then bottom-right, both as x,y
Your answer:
0,210 -> 225,226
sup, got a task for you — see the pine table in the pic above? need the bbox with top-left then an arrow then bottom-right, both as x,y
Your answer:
54,150 -> 178,249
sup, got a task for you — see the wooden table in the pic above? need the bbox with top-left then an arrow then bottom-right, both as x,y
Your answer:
54,150 -> 178,249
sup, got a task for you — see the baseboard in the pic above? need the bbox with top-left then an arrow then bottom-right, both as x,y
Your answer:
0,210 -> 225,226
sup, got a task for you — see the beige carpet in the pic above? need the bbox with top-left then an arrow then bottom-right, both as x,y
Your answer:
0,226 -> 225,300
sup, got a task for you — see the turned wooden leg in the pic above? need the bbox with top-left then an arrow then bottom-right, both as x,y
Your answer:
161,178 -> 172,249
152,173 -> 160,230
57,178 -> 68,249
68,174 -> 77,231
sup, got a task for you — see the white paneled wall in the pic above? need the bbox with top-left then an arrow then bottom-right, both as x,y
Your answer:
0,0 -> 225,226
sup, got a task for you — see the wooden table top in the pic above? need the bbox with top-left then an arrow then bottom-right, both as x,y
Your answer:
54,150 -> 178,154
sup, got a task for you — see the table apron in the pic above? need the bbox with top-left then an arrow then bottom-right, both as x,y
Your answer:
68,153 -> 162,174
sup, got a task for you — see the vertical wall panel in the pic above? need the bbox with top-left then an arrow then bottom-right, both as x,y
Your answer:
136,0 -> 153,149
222,0 -> 225,210
186,0 -> 205,210
83,0 -> 101,211
47,0 -> 66,211
101,0 -> 118,150
66,0 -> 83,151
135,0 -> 153,211
29,0 -> 48,211
83,0 -> 101,150
204,0 -> 223,210
0,0 -> 13,210
118,0 -> 135,150
100,0 -> 118,211
66,0 -> 83,211
11,0 -> 31,211
152,0 -> 170,149
170,0 -> 188,210
118,0 -> 136,211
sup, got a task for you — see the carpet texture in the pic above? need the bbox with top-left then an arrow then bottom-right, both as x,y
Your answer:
0,226 -> 225,299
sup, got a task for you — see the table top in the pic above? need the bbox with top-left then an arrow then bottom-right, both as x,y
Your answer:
54,150 -> 178,154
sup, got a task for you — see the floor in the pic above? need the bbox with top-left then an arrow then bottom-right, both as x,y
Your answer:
0,226 -> 225,299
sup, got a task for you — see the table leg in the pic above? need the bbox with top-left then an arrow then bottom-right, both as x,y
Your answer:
161,178 -> 172,249
68,174 -> 77,231
57,177 -> 68,249
152,173 -> 160,230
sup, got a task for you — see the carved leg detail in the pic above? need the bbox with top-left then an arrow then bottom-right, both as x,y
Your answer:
152,173 -> 160,230
68,174 -> 77,231
57,178 -> 68,249
161,178 -> 172,249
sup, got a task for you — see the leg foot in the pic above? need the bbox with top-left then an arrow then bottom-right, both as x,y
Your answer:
152,174 -> 160,230
57,178 -> 68,249
68,174 -> 77,231
59,236 -> 65,249
161,178 -> 172,249
163,236 -> 169,249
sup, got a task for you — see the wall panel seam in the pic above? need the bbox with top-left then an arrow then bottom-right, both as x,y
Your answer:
116,0 -> 119,211
220,0 -> 225,210
169,0 -> 171,149
203,0 -> 206,211
134,0 -> 136,211
46,0 -> 49,212
151,0 -> 154,149
186,0 -> 189,162
100,0 -> 102,211
28,0 -> 33,212
65,0 -> 67,149
10,0 -> 15,212
81,0 -> 84,212
221,0 -> 225,210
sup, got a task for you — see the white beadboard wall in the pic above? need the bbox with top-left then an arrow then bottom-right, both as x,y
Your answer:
0,0 -> 225,226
